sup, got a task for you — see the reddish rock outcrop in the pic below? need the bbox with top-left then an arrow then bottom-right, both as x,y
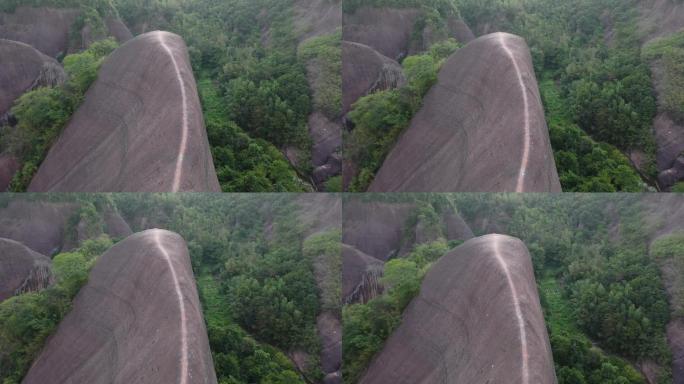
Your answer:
368,33 -> 561,192
22,229 -> 217,384
0,7 -> 79,57
342,199 -> 415,261
0,238 -> 53,301
0,153 -> 20,191
28,31 -> 221,192
639,0 -> 684,42
0,6 -> 132,58
342,244 -> 383,304
342,41 -> 406,115
359,234 -> 556,384
0,38 -> 66,116
0,199 -> 78,256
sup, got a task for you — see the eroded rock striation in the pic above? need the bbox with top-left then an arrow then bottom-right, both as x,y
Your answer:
0,238 -> 53,301
28,31 -> 221,192
0,199 -> 78,256
22,229 -> 217,384
0,38 -> 66,116
0,6 -> 131,57
342,41 -> 406,116
342,244 -> 383,304
369,32 -> 561,192
359,234 -> 557,384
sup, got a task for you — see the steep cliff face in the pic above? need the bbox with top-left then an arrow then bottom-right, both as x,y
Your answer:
342,200 -> 415,262
0,7 -> 79,57
369,32 -> 561,192
0,238 -> 53,302
0,199 -> 133,255
639,0 -> 684,43
342,244 -> 384,304
641,194 -> 684,382
293,0 -> 342,43
650,60 -> 684,190
343,7 -> 422,61
28,31 -> 221,192
293,0 -> 342,190
342,198 -> 474,306
359,234 -> 557,384
22,229 -> 218,384
0,38 -> 66,116
296,194 -> 343,383
342,41 -> 406,116
0,6 -> 132,58
0,200 -> 78,256
638,0 -> 684,189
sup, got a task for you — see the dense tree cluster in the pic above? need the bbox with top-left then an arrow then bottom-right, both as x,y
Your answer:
0,39 -> 118,191
345,39 -> 460,191
0,235 -> 114,384
458,0 -> 657,190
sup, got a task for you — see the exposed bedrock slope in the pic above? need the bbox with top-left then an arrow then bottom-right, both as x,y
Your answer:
342,200 -> 415,262
343,7 -> 474,61
359,234 -> 556,384
296,194 -> 343,382
0,39 -> 65,116
294,0 -> 341,44
0,200 -> 78,256
649,56 -> 684,190
28,31 -> 221,192
0,199 -> 131,255
22,229 -> 217,384
342,244 -> 383,304
0,7 -> 132,58
638,0 -> 684,189
369,32 -> 561,192
642,194 -> 684,382
639,0 -> 684,42
342,41 -> 406,116
0,238 -> 53,302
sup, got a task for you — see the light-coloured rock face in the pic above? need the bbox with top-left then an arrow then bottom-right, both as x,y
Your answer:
0,152 -> 20,191
369,32 -> 561,192
0,6 -> 132,57
22,229 -> 218,384
0,238 -> 53,302
359,234 -> 557,384
639,0 -> 684,43
0,7 -> 79,57
28,31 -> 221,192
293,0 -> 341,44
0,200 -> 78,256
342,244 -> 383,304
341,41 -> 406,115
645,44 -> 684,189
0,38 -> 66,116
342,200 -> 415,261
343,7 -> 423,61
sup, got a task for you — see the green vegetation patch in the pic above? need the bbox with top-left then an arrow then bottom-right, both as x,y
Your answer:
298,31 -> 343,119
1,39 -> 118,192
345,40 -> 460,191
342,240 -> 450,383
643,31 -> 684,123
0,236 -> 114,384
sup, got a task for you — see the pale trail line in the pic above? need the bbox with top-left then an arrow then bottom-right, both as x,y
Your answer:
492,236 -> 529,384
157,32 -> 189,192
498,34 -> 531,193
153,230 -> 189,384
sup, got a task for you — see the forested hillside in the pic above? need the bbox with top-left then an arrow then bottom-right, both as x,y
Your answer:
342,194 -> 680,383
0,194 -> 341,383
341,0 -> 683,192
0,0 -> 341,192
